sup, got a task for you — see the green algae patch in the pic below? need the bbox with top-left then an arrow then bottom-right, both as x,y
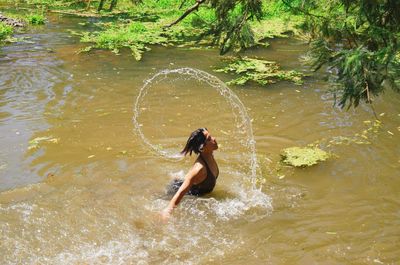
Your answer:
28,136 -> 59,150
281,147 -> 330,167
215,57 -> 304,86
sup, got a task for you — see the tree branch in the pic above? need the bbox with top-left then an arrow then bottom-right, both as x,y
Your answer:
165,0 -> 206,28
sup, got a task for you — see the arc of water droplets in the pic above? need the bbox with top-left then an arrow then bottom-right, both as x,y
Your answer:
132,68 -> 259,185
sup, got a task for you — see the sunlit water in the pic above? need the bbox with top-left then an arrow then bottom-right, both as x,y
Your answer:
0,9 -> 399,265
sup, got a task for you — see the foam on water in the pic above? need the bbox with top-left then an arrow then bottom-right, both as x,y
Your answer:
156,164 -> 273,222
152,184 -> 272,221
41,235 -> 149,265
0,199 -> 239,265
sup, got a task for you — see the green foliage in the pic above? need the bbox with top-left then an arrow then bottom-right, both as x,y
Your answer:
262,0 -> 296,17
284,0 -> 400,108
17,0 -> 303,57
252,16 -> 303,41
80,21 -> 170,60
157,0 -> 302,53
0,22 -> 13,42
26,13 -> 45,25
127,0 -> 265,54
187,8 -> 216,28
334,46 -> 389,108
206,0 -> 264,54
281,146 -> 330,167
215,56 -> 304,86
78,0 -> 217,59
1,10 -> 45,26
25,0 -> 65,7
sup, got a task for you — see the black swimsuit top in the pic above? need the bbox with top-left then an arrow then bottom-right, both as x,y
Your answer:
189,156 -> 219,196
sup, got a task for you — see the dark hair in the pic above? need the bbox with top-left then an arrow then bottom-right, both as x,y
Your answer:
181,128 -> 207,156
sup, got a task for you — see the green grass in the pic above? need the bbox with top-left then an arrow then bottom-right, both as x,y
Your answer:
19,0 -> 304,62
79,0 -> 215,60
0,22 -> 13,42
26,13 -> 45,25
2,11 -> 46,26
252,15 -> 304,40
80,21 -> 170,60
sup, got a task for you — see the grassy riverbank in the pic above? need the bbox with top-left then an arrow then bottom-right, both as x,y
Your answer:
80,1 -> 303,58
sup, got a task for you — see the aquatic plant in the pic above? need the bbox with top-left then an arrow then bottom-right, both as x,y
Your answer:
281,147 -> 330,167
80,18 -> 210,60
26,13 -> 45,25
215,56 -> 304,86
80,21 -> 170,60
0,22 -> 13,42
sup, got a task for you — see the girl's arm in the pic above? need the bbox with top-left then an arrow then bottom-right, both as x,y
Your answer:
161,163 -> 202,220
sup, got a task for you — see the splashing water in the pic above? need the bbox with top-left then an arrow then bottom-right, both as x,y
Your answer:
133,68 -> 260,185
133,68 -> 272,220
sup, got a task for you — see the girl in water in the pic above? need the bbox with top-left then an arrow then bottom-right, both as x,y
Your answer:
161,128 -> 219,220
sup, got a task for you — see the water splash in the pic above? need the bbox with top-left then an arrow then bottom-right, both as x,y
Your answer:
133,68 -> 260,184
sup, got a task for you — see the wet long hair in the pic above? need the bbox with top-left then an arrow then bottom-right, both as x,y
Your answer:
181,128 -> 207,156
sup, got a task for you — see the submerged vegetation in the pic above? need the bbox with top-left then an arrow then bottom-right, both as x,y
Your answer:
215,57 -> 304,85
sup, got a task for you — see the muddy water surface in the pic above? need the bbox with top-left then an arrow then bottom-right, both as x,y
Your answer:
0,10 -> 399,265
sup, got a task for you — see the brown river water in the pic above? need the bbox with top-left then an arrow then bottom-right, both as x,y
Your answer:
0,9 -> 399,265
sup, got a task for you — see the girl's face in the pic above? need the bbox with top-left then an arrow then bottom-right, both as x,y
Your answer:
202,130 -> 218,153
